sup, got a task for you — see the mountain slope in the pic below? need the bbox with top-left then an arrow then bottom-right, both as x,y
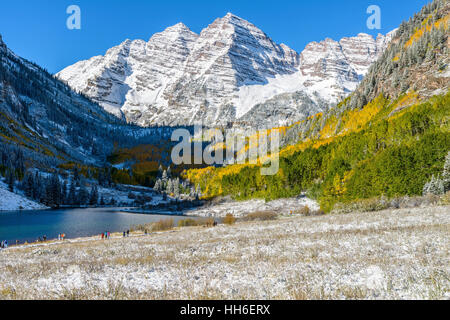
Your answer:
57,14 -> 394,128
0,35 -> 191,210
184,0 -> 450,211
346,1 -> 449,110
0,34 -> 171,171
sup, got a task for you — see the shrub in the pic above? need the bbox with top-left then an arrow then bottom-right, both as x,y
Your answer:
332,197 -> 390,214
311,210 -> 325,216
178,218 -> 215,228
151,219 -> 174,232
243,211 -> 277,221
398,194 -> 440,208
440,191 -> 450,205
297,206 -> 311,216
178,218 -> 198,227
223,213 -> 236,225
332,194 -> 443,214
201,218 -> 216,227
131,224 -> 150,232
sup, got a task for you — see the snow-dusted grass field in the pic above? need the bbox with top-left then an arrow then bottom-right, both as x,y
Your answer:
184,196 -> 320,218
0,205 -> 448,300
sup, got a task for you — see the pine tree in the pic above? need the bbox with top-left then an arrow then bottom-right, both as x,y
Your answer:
46,173 -> 62,207
62,181 -> 68,204
7,169 -> 15,192
68,182 -> 76,205
166,179 -> 173,194
424,152 -> 450,195
435,178 -> 445,195
22,171 -> 34,198
424,175 -> 445,196
189,186 -> 196,198
73,166 -> 80,186
423,180 -> 431,196
196,184 -> 202,199
33,172 -> 43,201
173,178 -> 180,198
154,179 -> 162,192
89,185 -> 99,206
98,170 -> 104,186
78,185 -> 89,205
442,152 -> 450,192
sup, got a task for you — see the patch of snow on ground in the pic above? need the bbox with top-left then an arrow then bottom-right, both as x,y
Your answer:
0,181 -> 48,211
185,196 -> 319,218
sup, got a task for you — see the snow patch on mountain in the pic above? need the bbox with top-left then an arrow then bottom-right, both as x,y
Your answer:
234,71 -> 305,118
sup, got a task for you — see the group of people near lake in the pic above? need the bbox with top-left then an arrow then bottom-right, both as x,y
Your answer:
1,228 -> 151,250
101,230 -> 132,239
1,240 -> 22,249
36,235 -> 47,242
101,231 -> 111,240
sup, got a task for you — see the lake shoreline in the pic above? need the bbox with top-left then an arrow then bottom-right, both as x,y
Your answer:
121,208 -> 186,216
0,207 -> 206,244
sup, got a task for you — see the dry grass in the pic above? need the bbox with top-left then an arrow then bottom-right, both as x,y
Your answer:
290,206 -> 325,217
0,205 -> 448,300
136,218 -> 174,232
178,218 -> 215,228
242,211 -> 277,221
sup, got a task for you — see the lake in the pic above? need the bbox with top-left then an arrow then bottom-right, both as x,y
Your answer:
0,207 -> 203,244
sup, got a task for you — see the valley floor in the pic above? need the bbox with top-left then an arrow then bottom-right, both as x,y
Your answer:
0,205 -> 448,300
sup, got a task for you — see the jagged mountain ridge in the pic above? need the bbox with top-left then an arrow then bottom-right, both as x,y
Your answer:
57,13 -> 395,128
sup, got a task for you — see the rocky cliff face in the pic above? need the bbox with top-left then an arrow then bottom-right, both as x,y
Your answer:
57,13 -> 394,128
295,31 -> 397,106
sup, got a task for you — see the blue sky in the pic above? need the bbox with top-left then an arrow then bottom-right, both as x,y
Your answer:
0,0 -> 430,74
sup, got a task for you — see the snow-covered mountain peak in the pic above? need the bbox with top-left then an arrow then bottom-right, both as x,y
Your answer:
356,32 -> 372,38
224,12 -> 238,19
105,39 -> 133,55
222,12 -> 252,25
152,22 -> 198,42
166,22 -> 192,32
